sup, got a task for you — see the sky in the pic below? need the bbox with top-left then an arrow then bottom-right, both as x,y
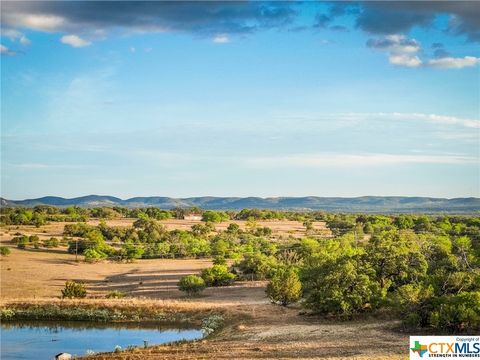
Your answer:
1,1 -> 479,200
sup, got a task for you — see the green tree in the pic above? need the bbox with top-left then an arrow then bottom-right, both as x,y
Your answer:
201,265 -> 236,286
301,254 -> 379,316
266,266 -> 302,306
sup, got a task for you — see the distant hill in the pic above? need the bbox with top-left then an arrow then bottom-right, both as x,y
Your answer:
1,195 -> 479,213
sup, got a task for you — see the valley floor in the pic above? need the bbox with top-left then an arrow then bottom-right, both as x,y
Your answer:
1,224 -> 408,359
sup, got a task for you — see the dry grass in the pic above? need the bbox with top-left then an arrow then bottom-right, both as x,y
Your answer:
2,218 -> 330,241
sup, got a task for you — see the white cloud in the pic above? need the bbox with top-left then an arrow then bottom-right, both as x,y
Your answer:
6,13 -> 65,32
389,54 -> 422,68
1,28 -> 22,40
213,35 -> 229,43
367,34 -> 423,68
60,34 -> 91,48
1,29 -> 31,46
245,153 -> 475,169
287,112 -> 480,129
428,56 -> 480,69
0,44 -> 16,56
19,35 -> 31,46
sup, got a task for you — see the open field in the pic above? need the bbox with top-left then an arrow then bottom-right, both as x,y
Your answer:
1,220 -> 409,359
1,218 -> 330,241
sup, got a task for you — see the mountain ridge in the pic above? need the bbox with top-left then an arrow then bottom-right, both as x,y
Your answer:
1,195 -> 479,213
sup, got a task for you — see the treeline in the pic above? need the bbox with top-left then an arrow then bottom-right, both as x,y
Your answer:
0,205 -> 313,225
62,219 -> 277,262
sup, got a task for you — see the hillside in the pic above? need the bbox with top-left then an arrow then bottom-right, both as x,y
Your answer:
1,195 -> 479,213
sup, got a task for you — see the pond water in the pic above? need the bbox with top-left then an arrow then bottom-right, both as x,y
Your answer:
1,320 -> 203,359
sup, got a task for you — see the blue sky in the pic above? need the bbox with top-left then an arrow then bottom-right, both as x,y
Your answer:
1,1 -> 479,199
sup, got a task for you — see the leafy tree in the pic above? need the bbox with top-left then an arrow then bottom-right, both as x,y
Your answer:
301,254 -> 379,316
266,266 -> 302,306
365,230 -> 427,291
201,265 -> 236,286
178,275 -> 206,296
236,252 -> 277,280
119,241 -> 144,261
226,223 -> 240,234
202,211 -> 229,223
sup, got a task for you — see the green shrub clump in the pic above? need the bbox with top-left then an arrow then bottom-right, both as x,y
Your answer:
62,281 -> 87,298
266,266 -> 302,306
0,246 -> 11,256
178,275 -> 206,296
106,290 -> 126,299
201,265 -> 235,286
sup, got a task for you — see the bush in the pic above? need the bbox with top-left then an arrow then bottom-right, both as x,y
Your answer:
429,292 -> 480,331
178,275 -> 206,296
236,253 -> 277,280
43,237 -> 59,248
0,246 -> 11,256
301,255 -> 379,316
201,265 -> 236,286
62,281 -> 87,298
266,266 -> 302,306
106,290 -> 126,299
212,256 -> 227,266
84,248 -> 107,263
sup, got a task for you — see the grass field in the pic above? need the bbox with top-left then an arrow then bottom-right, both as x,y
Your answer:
0,220 -> 409,359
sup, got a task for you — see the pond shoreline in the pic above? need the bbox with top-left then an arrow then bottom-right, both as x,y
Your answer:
0,298 -> 226,358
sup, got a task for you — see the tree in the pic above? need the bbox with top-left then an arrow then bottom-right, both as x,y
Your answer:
303,220 -> 314,233
178,275 -> 206,296
365,230 -> 427,291
266,266 -> 302,306
202,211 -> 228,223
201,265 -> 236,286
301,254 -> 379,316
119,241 -> 144,261
236,252 -> 277,280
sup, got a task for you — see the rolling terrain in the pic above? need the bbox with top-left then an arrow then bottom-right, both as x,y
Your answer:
2,195 -> 479,213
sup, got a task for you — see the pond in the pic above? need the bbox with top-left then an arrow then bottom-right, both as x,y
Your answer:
1,320 -> 203,359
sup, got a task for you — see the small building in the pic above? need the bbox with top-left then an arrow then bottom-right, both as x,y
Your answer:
183,214 -> 202,221
55,353 -> 72,360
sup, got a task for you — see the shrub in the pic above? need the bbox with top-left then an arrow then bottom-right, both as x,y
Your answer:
266,266 -> 302,306
62,281 -> 87,298
84,248 -> 107,263
236,253 -> 277,280
201,265 -> 236,286
301,255 -> 379,316
212,256 -> 227,266
43,237 -> 59,248
0,246 -> 11,256
178,275 -> 206,296
429,292 -> 480,331
106,290 -> 126,299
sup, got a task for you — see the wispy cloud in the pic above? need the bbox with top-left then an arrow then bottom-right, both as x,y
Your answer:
0,44 -> 16,56
212,34 -> 229,44
245,153 -> 476,169
428,56 -> 480,69
9,163 -> 87,170
60,34 -> 91,48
